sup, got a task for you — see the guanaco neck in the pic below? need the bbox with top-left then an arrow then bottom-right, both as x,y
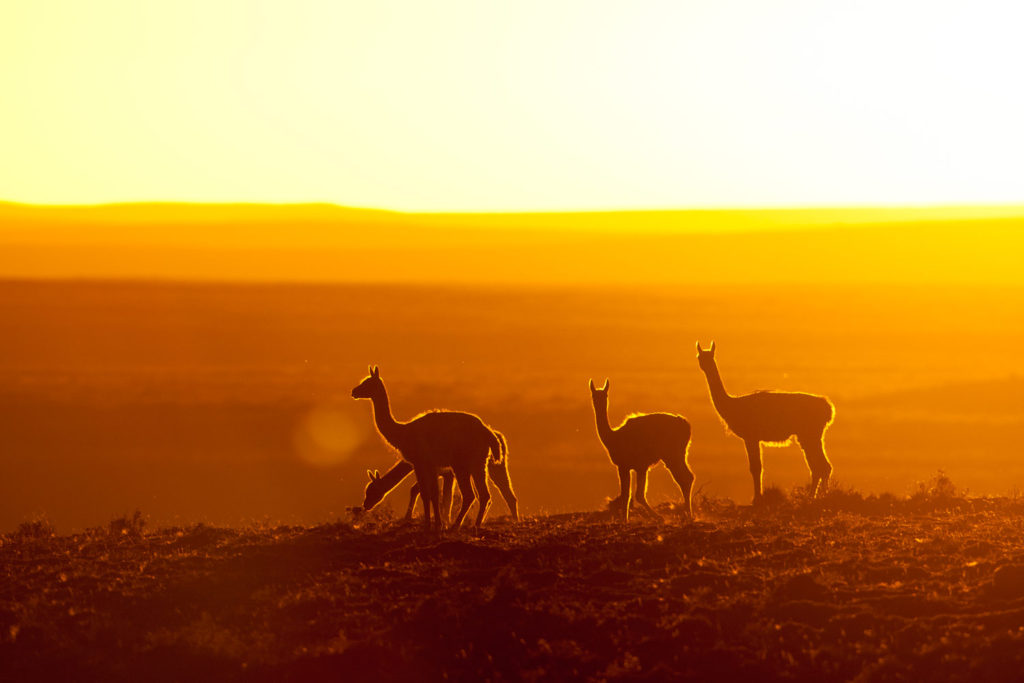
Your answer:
379,459 -> 414,488
592,398 -> 617,448
701,361 -> 735,418
368,387 -> 405,450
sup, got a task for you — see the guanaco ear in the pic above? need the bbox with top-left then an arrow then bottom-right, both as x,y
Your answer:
602,379 -> 609,391
366,469 -> 375,481
373,469 -> 381,481
589,379 -> 595,391
710,341 -> 716,355
695,341 -> 702,355
371,365 -> 379,378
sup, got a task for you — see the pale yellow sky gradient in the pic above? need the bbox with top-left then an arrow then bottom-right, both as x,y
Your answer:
2,1 -> 1023,211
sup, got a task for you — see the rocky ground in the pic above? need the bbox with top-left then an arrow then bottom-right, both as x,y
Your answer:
5,478 -> 1024,682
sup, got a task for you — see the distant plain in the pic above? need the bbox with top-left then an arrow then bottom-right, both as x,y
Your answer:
1,278 -> 1021,532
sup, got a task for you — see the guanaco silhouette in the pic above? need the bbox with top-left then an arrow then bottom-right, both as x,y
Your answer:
351,366 -> 504,531
589,379 -> 694,521
695,342 -> 835,503
359,446 -> 520,522
357,461 -> 456,522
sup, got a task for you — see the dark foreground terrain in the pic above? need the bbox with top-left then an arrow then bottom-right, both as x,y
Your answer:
5,481 -> 1024,682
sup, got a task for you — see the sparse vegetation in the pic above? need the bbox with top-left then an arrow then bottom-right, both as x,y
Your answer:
10,516 -> 56,543
907,469 -> 964,511
108,509 -> 147,539
6,480 -> 1024,681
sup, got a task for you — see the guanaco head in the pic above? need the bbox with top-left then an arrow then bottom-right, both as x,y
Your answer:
695,341 -> 717,373
361,468 -> 388,511
351,365 -> 384,400
589,378 -> 610,409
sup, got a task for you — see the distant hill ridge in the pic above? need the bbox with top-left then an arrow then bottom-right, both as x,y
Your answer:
3,200 -> 1024,231
1,202 -> 1022,284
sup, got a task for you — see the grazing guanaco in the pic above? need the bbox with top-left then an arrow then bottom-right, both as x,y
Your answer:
351,366 -> 504,531
357,461 -> 455,522
358,447 -> 519,523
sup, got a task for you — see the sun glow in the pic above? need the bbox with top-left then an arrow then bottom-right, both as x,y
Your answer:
2,0 -> 1023,211
293,403 -> 368,467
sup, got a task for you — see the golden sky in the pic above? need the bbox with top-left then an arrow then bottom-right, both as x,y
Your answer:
2,1 -> 1023,211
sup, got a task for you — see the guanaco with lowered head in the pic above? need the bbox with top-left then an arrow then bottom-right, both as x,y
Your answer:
351,366 -> 505,531
357,445 -> 519,523
354,461 -> 456,522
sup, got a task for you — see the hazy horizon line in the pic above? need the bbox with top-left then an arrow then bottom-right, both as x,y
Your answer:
5,198 -> 1024,218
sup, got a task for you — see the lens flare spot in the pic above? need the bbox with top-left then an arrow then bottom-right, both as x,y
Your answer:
294,404 -> 366,467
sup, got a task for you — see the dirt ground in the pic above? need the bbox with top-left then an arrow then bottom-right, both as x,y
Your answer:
5,482 -> 1024,682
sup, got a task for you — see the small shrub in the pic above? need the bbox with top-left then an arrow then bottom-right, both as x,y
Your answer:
109,509 -> 147,539
12,517 -> 56,543
907,471 -> 965,511
920,470 -> 958,498
760,484 -> 792,510
694,488 -> 736,516
350,502 -> 399,531
804,481 -> 869,513
866,491 -> 900,514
